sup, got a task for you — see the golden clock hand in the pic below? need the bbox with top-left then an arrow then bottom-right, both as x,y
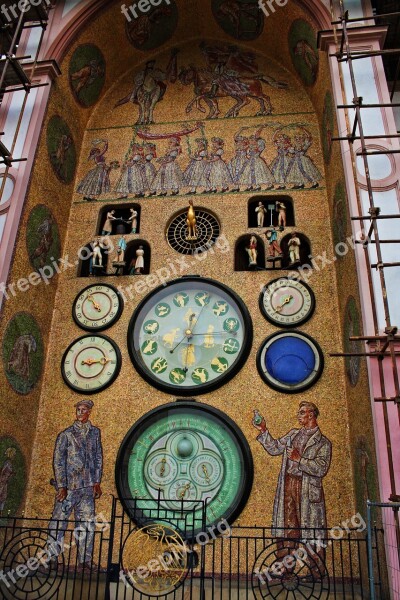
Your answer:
183,343 -> 191,373
274,295 -> 293,313
159,457 -> 166,477
179,483 -> 191,499
86,294 -> 102,312
81,357 -> 110,366
202,464 -> 210,483
184,313 -> 197,340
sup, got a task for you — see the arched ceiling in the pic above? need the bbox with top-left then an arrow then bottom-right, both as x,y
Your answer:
45,0 -> 332,88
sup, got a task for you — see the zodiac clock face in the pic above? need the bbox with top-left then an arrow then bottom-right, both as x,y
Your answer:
115,401 -> 254,538
72,284 -> 124,332
259,278 -> 315,327
127,277 -> 253,394
61,334 -> 122,394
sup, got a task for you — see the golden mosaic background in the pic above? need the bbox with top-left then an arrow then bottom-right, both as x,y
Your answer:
0,0 -> 377,535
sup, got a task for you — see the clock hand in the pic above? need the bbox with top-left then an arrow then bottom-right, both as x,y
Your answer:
179,483 -> 191,499
81,357 -> 110,366
190,296 -> 212,334
202,464 -> 210,483
169,335 -> 188,354
183,343 -> 192,373
274,295 -> 293,313
86,294 -> 102,312
159,457 -> 166,477
190,331 -> 226,336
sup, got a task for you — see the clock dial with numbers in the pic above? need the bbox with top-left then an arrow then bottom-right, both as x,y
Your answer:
259,278 -> 315,327
127,277 -> 253,395
115,401 -> 253,539
72,284 -> 124,331
61,334 -> 121,394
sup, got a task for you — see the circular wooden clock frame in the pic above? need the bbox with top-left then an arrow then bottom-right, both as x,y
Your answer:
115,400 -> 254,540
72,283 -> 124,332
256,330 -> 324,393
259,277 -> 316,328
127,276 -> 253,395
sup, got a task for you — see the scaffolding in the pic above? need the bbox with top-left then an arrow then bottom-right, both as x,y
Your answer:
0,0 -> 54,192
319,1 -> 400,595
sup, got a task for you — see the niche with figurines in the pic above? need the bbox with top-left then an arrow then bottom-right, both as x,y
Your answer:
77,238 -> 113,277
124,241 -> 151,276
97,204 -> 141,236
235,234 -> 266,271
279,232 -> 312,270
248,195 -> 295,229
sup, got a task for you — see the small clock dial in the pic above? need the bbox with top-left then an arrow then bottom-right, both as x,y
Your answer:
259,278 -> 315,327
127,277 -> 253,395
61,334 -> 122,394
257,331 -> 324,393
72,284 -> 123,331
116,401 -> 254,539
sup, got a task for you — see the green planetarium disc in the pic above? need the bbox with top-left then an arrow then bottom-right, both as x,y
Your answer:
116,401 -> 253,539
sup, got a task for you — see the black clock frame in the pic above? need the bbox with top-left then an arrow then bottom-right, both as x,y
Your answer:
115,400 -> 254,540
256,330 -> 324,393
61,333 -> 122,394
72,283 -> 124,332
259,277 -> 315,328
127,276 -> 253,395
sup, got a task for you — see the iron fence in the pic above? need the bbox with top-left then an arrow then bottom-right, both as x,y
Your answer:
0,498 -> 387,599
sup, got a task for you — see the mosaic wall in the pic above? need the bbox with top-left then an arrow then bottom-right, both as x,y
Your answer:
0,0 -> 377,559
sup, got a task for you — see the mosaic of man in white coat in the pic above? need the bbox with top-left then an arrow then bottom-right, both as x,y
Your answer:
253,401 -> 332,575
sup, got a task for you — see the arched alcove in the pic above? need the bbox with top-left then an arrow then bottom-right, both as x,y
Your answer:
124,240 -> 151,276
280,232 -> 312,270
248,195 -> 295,229
97,204 -> 141,236
77,239 -> 112,277
235,234 -> 265,271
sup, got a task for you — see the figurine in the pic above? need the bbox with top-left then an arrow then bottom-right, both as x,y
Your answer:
90,237 -> 103,275
288,232 -> 301,265
101,210 -> 117,235
255,202 -> 267,228
117,235 -> 127,263
131,245 -> 145,274
265,227 -> 283,260
246,235 -> 258,267
186,200 -> 197,240
126,208 -> 138,234
276,201 -> 287,229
